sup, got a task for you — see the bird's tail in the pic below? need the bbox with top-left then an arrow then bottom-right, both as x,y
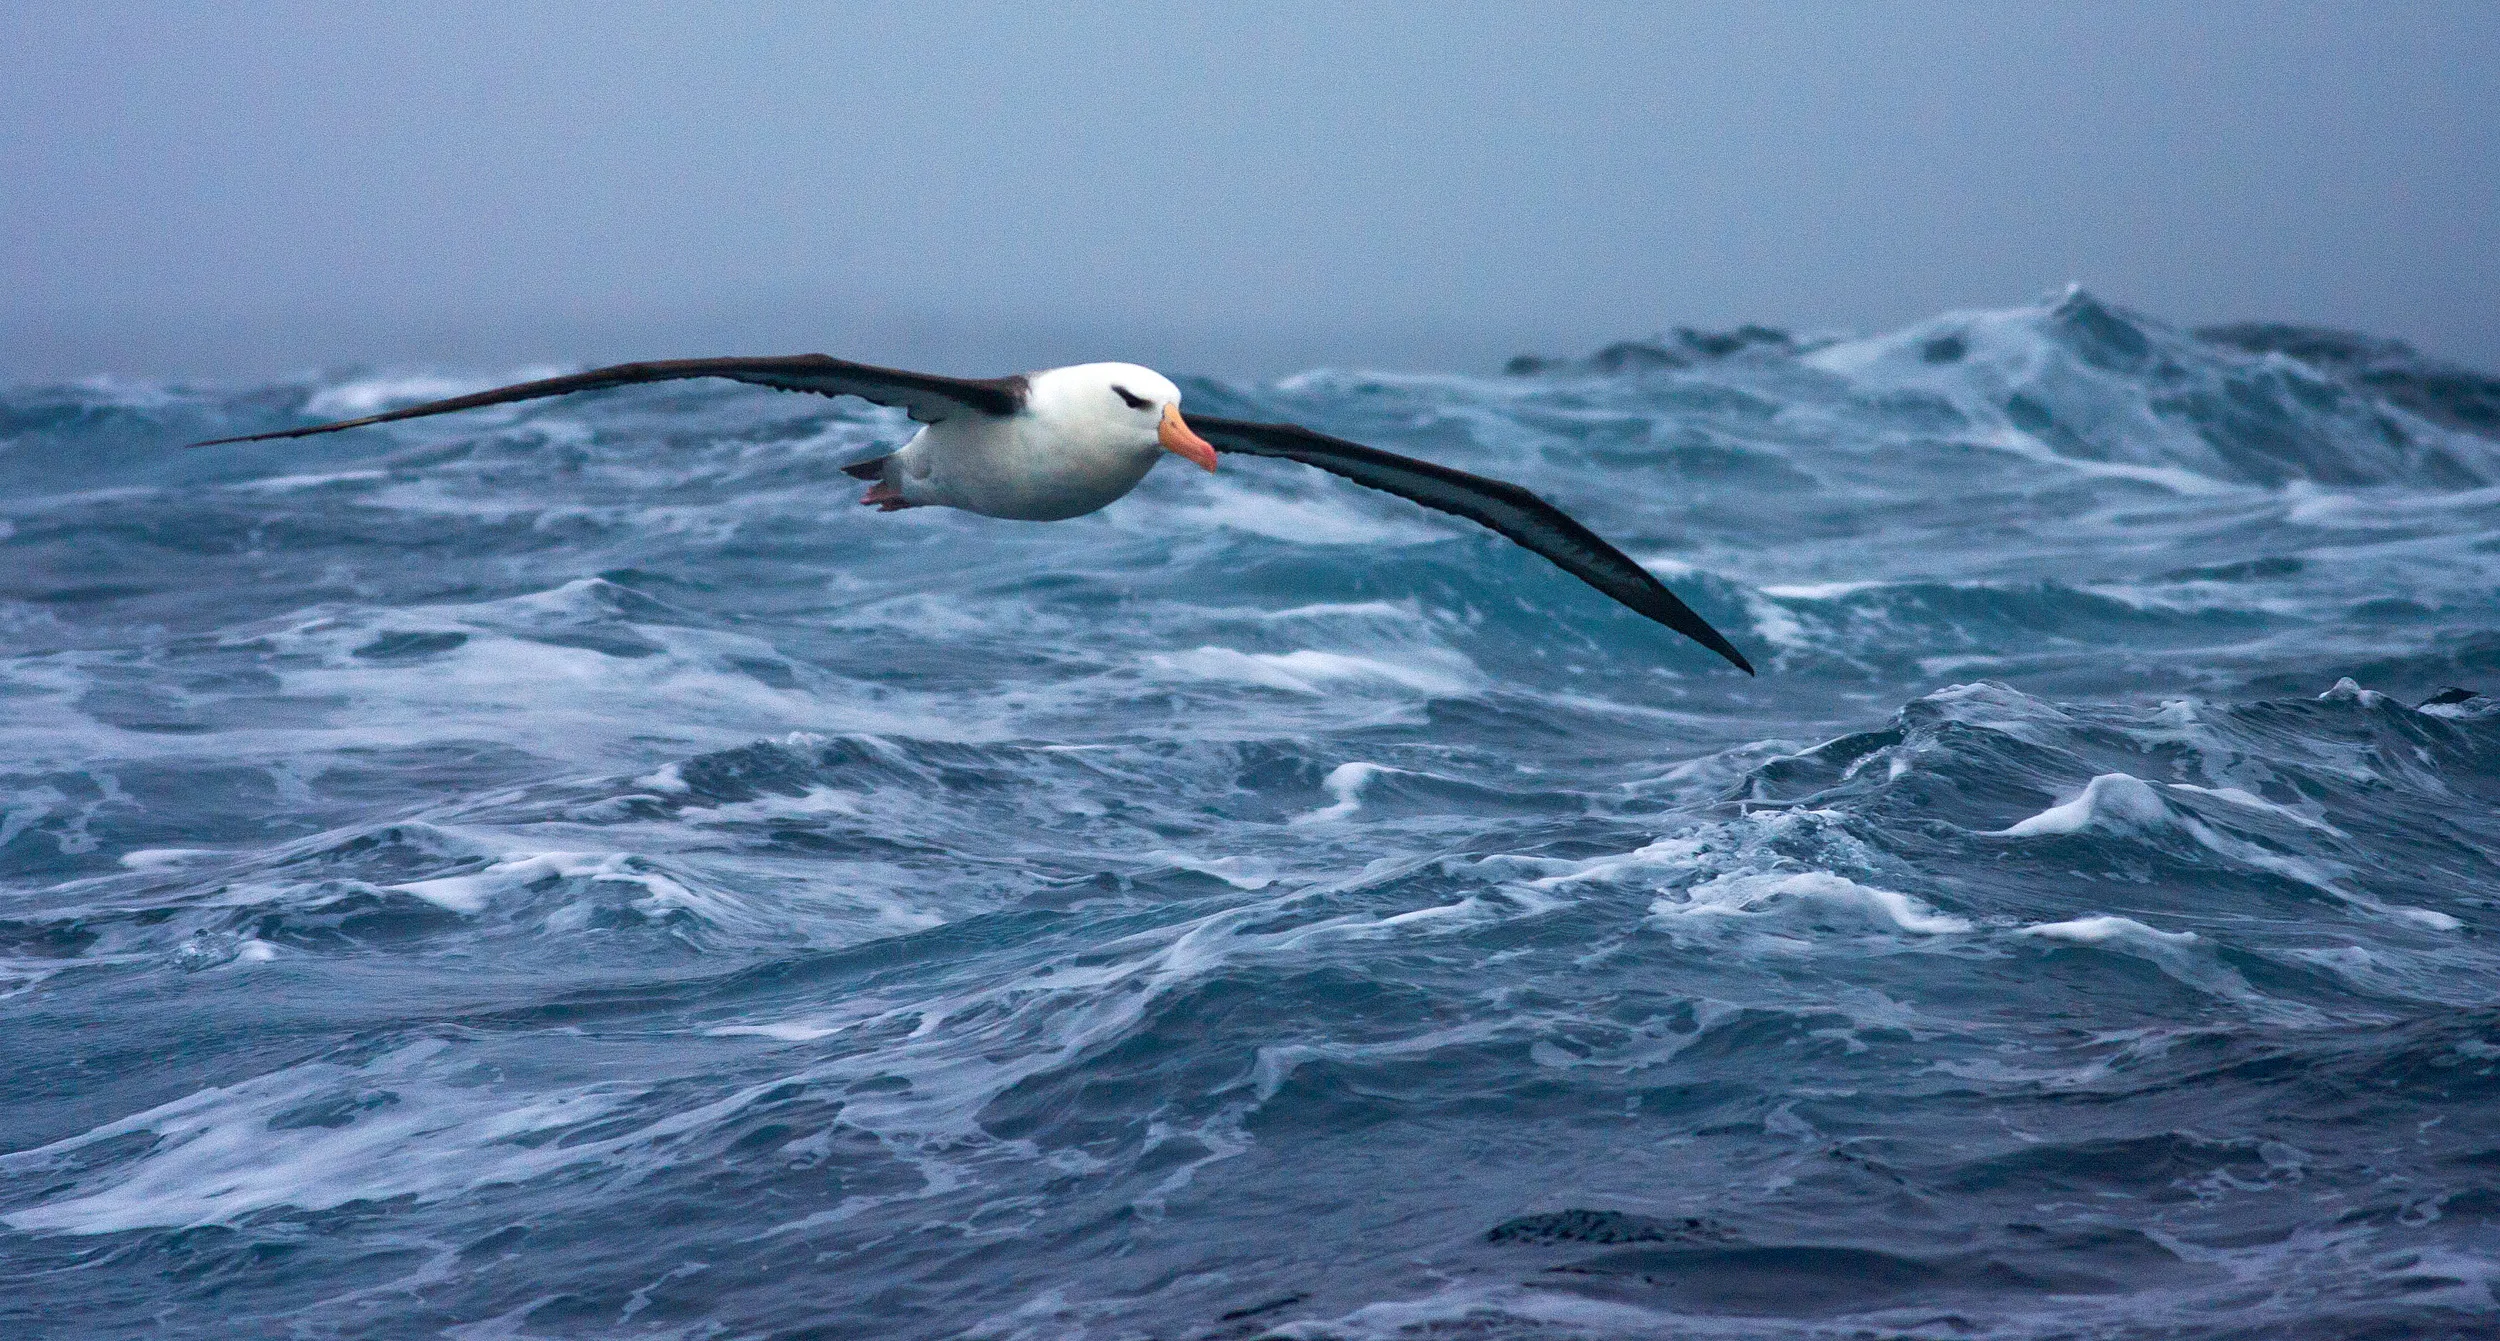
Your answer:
840,456 -> 892,481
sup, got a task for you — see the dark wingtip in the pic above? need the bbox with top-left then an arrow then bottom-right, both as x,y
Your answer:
1700,634 -> 1756,675
1643,591 -> 1755,674
1701,625 -> 1756,675
186,423 -> 357,448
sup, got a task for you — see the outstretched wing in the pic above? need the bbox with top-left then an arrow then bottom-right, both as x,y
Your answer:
189,355 -> 1029,447
1188,415 -> 1754,673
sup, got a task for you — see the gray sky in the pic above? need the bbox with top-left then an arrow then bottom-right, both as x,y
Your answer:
5,1 -> 2496,380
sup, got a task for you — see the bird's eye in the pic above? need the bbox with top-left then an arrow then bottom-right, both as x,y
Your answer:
1111,385 -> 1151,410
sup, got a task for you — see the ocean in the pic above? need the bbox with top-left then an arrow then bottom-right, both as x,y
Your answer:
5,288 -> 2500,1338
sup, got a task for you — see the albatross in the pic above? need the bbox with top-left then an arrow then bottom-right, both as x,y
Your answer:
192,355 -> 1753,672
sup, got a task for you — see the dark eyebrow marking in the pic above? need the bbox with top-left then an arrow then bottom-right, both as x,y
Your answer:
1112,385 -> 1151,410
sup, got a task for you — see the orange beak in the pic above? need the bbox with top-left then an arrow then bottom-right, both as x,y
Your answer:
1158,403 -> 1218,472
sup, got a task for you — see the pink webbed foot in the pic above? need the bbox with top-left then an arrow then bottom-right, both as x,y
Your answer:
859,480 -> 920,512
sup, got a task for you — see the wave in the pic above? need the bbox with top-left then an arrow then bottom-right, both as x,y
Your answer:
1507,286 -> 2500,489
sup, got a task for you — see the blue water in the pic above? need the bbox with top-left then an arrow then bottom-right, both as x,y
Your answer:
7,289 -> 2500,1339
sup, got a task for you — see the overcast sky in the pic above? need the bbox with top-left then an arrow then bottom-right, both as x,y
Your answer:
5,1 -> 2495,380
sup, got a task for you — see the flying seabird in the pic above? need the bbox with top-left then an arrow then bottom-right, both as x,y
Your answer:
192,355 -> 1753,672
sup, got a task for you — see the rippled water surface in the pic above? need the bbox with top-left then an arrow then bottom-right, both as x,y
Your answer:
7,291 -> 2500,1338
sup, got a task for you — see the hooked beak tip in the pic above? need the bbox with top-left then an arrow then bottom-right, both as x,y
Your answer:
1159,404 -> 1218,472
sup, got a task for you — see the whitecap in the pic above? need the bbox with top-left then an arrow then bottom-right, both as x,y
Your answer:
1997,773 -> 2173,836
1517,835 -> 1705,887
1291,762 -> 1397,825
118,848 -> 222,868
2014,913 -> 2322,1025
2019,914 -> 2198,947
1653,870 -> 1972,935
1146,645 -> 1479,698
2318,676 -> 2389,706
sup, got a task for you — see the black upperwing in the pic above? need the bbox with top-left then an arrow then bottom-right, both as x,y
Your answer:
188,355 -> 1030,447
1187,415 -> 1754,673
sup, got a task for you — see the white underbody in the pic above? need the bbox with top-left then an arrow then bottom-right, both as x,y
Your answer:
877,412 -> 1162,521
867,362 -> 1190,522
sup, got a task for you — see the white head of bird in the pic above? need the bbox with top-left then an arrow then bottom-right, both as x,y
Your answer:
1024,362 -> 1218,473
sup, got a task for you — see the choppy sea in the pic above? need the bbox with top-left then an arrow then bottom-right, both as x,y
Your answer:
7,289 -> 2500,1339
